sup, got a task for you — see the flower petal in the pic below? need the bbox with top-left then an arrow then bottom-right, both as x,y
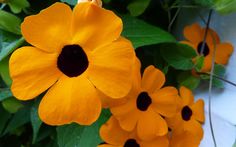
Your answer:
99,116 -> 129,146
110,95 -> 139,131
183,23 -> 202,43
141,65 -> 165,93
140,136 -> 169,147
184,120 -> 204,140
215,43 -> 234,65
72,2 -> 122,51
137,109 -> 168,140
38,75 -> 102,125
191,99 -> 205,123
9,46 -> 60,100
88,37 -> 135,98
151,87 -> 178,117
179,86 -> 194,106
21,3 -> 72,52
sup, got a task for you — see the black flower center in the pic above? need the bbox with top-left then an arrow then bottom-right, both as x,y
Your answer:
136,92 -> 152,111
197,41 -> 210,56
57,44 -> 89,77
124,139 -> 140,147
181,106 -> 192,121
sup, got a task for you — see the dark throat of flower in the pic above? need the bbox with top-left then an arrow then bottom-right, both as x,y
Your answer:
57,44 -> 89,77
181,106 -> 193,121
136,92 -> 152,111
124,139 -> 140,147
197,42 -> 210,57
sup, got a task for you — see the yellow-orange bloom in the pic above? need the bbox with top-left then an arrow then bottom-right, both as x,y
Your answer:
9,2 -> 135,125
166,86 -> 205,144
182,23 -> 233,72
99,116 -> 169,147
110,64 -> 178,141
78,0 -> 102,7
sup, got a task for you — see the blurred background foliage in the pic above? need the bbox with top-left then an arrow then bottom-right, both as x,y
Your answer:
0,0 -> 232,146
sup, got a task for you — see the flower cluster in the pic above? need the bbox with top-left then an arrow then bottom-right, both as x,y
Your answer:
99,62 -> 205,147
9,1 -> 236,147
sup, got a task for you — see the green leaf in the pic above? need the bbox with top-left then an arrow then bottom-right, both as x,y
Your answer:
0,88 -> 12,101
7,0 -> 30,14
160,43 -> 197,70
177,72 -> 200,90
3,106 -> 30,135
31,100 -> 42,144
2,97 -> 24,113
0,105 -> 11,135
0,57 -> 12,86
60,0 -> 77,5
0,10 -> 21,34
0,37 -> 25,62
57,109 -> 111,147
127,0 -> 151,16
122,16 -> 176,48
194,55 -> 204,72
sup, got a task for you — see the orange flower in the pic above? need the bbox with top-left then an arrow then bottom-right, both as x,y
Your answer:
166,86 -> 205,143
9,2 -> 135,125
99,116 -> 169,147
182,23 -> 233,72
78,0 -> 102,7
110,64 -> 178,141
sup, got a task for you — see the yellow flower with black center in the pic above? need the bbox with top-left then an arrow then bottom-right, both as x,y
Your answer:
110,63 -> 178,141
9,2 -> 135,125
166,86 -> 205,143
182,23 -> 234,72
99,116 -> 169,147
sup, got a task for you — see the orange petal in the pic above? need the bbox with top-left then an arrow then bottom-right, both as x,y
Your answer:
38,75 -> 102,125
205,28 -> 221,45
137,109 -> 168,140
9,46 -> 61,100
179,86 -> 194,106
151,86 -> 178,117
201,55 -> 212,72
141,65 -> 165,93
100,116 -> 129,146
170,131 -> 200,147
72,2 -> 122,51
183,23 -> 202,43
87,37 -> 135,98
191,99 -> 205,123
140,136 -> 169,147
215,43 -> 234,65
184,120 -> 204,140
21,3 -> 72,52
110,96 -> 139,131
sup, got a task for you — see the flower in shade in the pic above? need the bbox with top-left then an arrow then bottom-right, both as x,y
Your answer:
110,64 -> 178,141
9,2 -> 135,125
181,23 -> 234,72
166,86 -> 205,143
99,116 -> 169,147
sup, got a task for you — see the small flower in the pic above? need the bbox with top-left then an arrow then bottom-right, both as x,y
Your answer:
99,116 -> 169,147
166,86 -> 205,142
110,64 -> 178,141
182,23 -> 234,72
9,2 -> 135,125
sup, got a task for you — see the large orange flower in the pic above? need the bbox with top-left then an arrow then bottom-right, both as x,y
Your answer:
110,65 -> 178,141
182,23 -> 233,72
99,116 -> 169,147
9,2 -> 135,125
166,86 -> 205,143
